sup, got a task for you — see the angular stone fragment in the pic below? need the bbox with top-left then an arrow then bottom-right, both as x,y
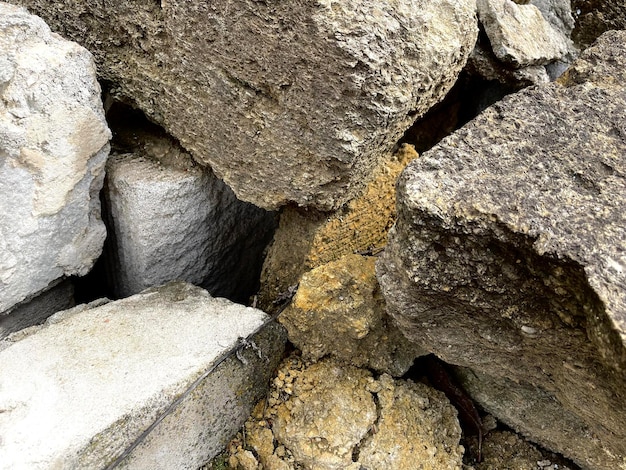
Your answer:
478,0 -> 570,66
377,31 -> 626,470
9,0 -> 477,210
0,282 -> 286,469
356,374 -> 463,470
0,4 -> 110,314
104,149 -> 275,302
258,144 -> 418,311
279,254 -> 424,376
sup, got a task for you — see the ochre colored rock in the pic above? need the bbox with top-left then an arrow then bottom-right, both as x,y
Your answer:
279,254 -> 424,376
258,144 -> 418,311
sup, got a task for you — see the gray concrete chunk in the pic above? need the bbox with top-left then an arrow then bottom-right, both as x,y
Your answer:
0,282 -> 286,469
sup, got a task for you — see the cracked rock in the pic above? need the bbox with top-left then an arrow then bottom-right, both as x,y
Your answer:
279,254 -> 425,376
236,356 -> 463,470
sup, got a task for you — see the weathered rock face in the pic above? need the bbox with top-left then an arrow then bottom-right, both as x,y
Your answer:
9,0 -> 477,210
0,280 -> 74,339
572,0 -> 626,48
279,254 -> 424,376
0,282 -> 286,469
258,143 -> 418,311
236,357 -> 463,470
468,0 -> 576,88
377,31 -> 626,470
478,0 -> 570,67
103,148 -> 276,302
0,4 -> 110,315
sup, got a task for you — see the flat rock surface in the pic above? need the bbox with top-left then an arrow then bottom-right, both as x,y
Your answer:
378,31 -> 626,470
10,0 -> 477,210
0,282 -> 285,469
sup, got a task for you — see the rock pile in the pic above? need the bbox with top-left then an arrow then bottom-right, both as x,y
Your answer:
1,0 -> 625,469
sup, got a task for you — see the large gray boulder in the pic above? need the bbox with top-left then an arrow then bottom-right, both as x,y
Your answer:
0,4 -> 110,315
9,0 -> 477,210
377,31 -> 626,470
0,282 -> 286,469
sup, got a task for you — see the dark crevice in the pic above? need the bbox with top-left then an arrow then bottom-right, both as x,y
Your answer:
398,71 -> 518,155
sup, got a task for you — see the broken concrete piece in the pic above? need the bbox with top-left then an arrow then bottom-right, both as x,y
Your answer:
104,150 -> 275,302
0,282 -> 286,469
378,31 -> 626,470
478,0 -> 570,67
279,254 -> 424,376
9,0 -> 476,210
0,4 -> 110,315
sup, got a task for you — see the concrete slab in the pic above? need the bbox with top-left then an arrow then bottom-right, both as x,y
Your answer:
0,282 -> 286,469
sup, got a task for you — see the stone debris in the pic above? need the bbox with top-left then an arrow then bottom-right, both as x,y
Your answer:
227,356 -> 463,470
378,31 -> 626,470
279,254 -> 424,376
478,0 -> 570,67
0,4 -> 110,315
9,0 -> 477,210
0,282 -> 286,469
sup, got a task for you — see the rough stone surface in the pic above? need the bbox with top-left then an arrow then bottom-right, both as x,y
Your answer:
9,0 -> 476,210
258,144 -> 418,311
0,4 -> 110,315
104,149 -> 276,302
0,282 -> 286,469
572,0 -> 626,48
279,254 -> 424,376
377,31 -> 626,470
469,0 -> 576,87
0,280 -> 74,339
233,356 -> 463,470
478,0 -> 570,67
455,369 -> 587,470
356,374 -> 463,470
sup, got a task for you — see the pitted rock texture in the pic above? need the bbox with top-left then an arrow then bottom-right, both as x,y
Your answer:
232,357 -> 463,470
279,254 -> 424,376
377,31 -> 626,470
258,144 -> 418,311
0,4 -> 110,315
10,0 -> 477,210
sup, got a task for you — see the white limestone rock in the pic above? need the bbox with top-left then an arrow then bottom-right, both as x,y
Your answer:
0,4 -> 110,314
0,282 -> 286,469
478,0 -> 570,67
